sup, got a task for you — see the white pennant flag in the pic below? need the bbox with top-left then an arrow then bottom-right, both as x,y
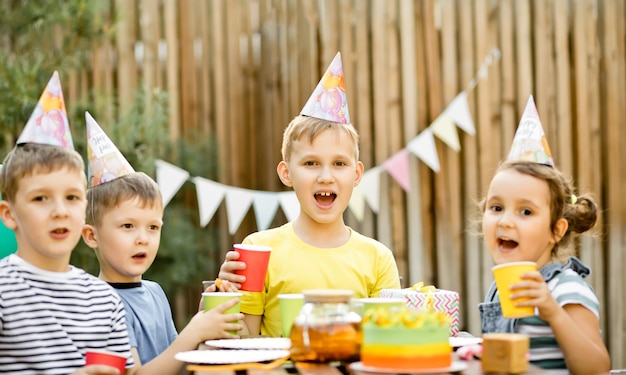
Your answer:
252,191 -> 280,231
193,177 -> 226,226
445,92 -> 475,135
359,167 -> 382,213
225,187 -> 254,235
156,159 -> 190,207
407,129 -> 441,172
430,114 -> 461,152
278,192 -> 300,222
348,187 -> 365,221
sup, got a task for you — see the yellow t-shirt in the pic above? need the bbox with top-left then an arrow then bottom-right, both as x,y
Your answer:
239,222 -> 400,337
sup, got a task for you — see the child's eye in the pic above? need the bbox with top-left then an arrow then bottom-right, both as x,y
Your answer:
521,208 -> 532,216
488,204 -> 502,212
304,161 -> 317,166
121,223 -> 133,229
149,225 -> 161,231
334,161 -> 347,167
67,195 -> 81,201
33,196 -> 46,202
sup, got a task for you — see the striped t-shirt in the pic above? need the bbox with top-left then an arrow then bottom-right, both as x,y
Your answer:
516,265 -> 599,369
0,254 -> 134,374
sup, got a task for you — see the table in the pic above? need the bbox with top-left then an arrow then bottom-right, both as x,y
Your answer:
188,357 -> 551,375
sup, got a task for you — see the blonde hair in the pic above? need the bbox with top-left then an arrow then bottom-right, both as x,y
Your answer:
0,144 -> 86,202
86,172 -> 162,226
478,161 -> 598,259
281,115 -> 360,162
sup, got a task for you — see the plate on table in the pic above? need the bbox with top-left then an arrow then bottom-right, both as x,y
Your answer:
175,349 -> 290,364
349,361 -> 468,374
449,336 -> 483,347
204,337 -> 291,350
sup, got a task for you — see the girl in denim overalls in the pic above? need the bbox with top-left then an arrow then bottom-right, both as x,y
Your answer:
479,161 -> 610,374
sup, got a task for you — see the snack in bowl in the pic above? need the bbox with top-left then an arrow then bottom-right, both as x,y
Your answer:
360,305 -> 452,369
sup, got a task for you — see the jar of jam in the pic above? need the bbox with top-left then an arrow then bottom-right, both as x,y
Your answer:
289,289 -> 362,363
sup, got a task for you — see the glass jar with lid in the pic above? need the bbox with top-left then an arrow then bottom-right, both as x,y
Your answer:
289,289 -> 362,363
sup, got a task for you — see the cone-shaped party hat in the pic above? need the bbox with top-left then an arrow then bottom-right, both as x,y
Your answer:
85,112 -> 135,187
300,52 -> 350,124
17,71 -> 74,149
505,95 -> 554,167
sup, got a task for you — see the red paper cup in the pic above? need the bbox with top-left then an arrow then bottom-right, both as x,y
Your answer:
85,350 -> 127,373
234,244 -> 271,292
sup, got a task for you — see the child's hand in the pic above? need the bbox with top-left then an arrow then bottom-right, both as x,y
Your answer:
510,271 -> 561,322
217,251 -> 246,288
189,297 -> 244,341
70,365 -> 121,374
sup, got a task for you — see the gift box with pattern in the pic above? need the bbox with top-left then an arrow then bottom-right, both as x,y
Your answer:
379,288 -> 460,336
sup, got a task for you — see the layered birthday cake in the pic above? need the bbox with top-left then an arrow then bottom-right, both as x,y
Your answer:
360,306 -> 452,369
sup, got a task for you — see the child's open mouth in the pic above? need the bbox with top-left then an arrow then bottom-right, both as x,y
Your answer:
314,191 -> 336,205
497,238 -> 518,249
132,252 -> 147,259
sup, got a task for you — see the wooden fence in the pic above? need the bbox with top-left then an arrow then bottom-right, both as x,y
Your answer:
64,0 -> 626,366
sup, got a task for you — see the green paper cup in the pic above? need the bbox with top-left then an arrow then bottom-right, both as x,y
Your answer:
202,292 -> 242,334
233,244 -> 272,292
278,293 -> 304,337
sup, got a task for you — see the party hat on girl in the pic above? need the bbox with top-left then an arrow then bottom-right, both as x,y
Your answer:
300,52 -> 350,124
85,112 -> 135,187
17,71 -> 74,149
505,95 -> 554,167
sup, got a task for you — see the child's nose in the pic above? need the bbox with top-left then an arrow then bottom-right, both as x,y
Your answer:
497,211 -> 514,227
317,166 -> 333,182
136,230 -> 149,244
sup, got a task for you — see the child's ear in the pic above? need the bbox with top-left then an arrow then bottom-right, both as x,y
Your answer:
81,224 -> 99,249
354,161 -> 364,187
553,217 -> 569,243
277,161 -> 292,187
0,200 -> 17,230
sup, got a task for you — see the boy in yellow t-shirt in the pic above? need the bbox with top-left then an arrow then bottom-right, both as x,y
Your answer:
218,52 -> 400,337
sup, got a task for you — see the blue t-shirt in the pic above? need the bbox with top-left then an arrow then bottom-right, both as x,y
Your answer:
110,280 -> 178,365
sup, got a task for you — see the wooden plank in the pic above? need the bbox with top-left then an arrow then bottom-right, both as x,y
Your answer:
139,0 -> 160,90
499,0 -> 516,155
399,0 -> 423,286
211,0 -> 229,183
226,0 -> 245,189
114,0 -> 138,113
178,0 -> 198,134
553,0 -> 573,174
164,0 -> 181,140
199,0 -> 213,134
514,0 -> 533,113
603,0 -> 626,366
458,0 -> 480,336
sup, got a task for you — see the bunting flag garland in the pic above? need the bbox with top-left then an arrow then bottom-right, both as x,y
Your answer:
154,49 -> 500,234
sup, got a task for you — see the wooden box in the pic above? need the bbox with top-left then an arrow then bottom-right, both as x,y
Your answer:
481,333 -> 530,374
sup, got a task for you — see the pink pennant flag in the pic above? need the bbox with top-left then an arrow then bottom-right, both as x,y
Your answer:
383,149 -> 410,192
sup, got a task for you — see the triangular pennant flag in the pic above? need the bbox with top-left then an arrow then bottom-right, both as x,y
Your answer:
156,159 -> 190,206
407,129 -> 441,172
348,187 -> 365,221
300,52 -> 350,124
225,187 -> 254,235
86,112 -> 135,188
278,192 -> 300,222
444,92 -> 475,135
382,149 -> 411,192
359,167 -> 382,213
252,191 -> 280,231
17,71 -> 74,149
193,177 -> 226,227
430,114 -> 461,152
506,95 -> 554,166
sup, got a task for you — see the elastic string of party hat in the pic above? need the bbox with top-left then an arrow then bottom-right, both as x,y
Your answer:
89,188 -> 97,227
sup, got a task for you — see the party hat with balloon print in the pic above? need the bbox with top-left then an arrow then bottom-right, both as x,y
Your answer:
17,71 -> 74,149
300,52 -> 351,124
85,111 -> 135,187
505,95 -> 554,167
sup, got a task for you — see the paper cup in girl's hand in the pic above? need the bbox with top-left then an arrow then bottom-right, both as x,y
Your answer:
233,244 -> 272,292
492,261 -> 537,318
85,350 -> 127,373
203,292 -> 242,334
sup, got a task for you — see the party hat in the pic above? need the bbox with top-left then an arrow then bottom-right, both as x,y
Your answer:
300,52 -> 350,124
505,95 -> 554,167
17,71 -> 74,149
85,112 -> 135,187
